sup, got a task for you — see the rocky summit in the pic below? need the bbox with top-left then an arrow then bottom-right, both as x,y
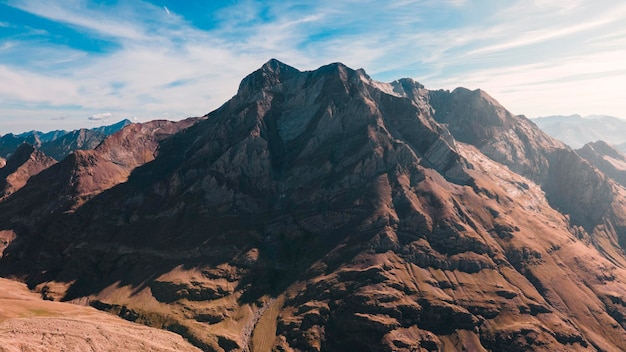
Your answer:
2,60 -> 626,351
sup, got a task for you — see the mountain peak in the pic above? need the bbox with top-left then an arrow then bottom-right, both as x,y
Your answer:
236,59 -> 301,98
260,58 -> 294,72
6,60 -> 626,351
0,143 -> 56,199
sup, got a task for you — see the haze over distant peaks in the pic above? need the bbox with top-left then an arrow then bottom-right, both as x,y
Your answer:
533,114 -> 626,152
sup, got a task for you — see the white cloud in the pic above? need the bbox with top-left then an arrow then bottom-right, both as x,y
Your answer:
1,0 -> 625,135
7,0 -> 150,40
88,112 -> 112,121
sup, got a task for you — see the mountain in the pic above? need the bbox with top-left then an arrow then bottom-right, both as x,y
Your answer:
15,129 -> 70,143
0,118 -> 202,221
533,114 -> 626,151
0,143 -> 57,200
0,119 -> 132,160
3,60 -> 626,351
89,119 -> 134,136
576,141 -> 626,187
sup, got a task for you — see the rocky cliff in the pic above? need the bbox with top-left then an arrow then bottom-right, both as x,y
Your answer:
2,60 -> 626,351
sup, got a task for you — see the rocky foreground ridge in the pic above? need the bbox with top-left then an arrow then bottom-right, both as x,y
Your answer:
2,60 -> 626,351
0,277 -> 200,352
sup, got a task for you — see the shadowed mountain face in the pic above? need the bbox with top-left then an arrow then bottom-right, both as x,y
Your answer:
3,60 -> 626,351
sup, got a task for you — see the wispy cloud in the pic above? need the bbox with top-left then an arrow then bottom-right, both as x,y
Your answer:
87,112 -> 112,121
0,0 -> 625,134
7,0 -> 148,40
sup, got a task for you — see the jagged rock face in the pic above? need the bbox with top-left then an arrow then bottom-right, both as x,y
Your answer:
577,141 -> 626,187
39,129 -> 106,161
427,88 -> 564,183
3,60 -> 626,351
415,87 -> 624,257
0,119 -> 131,161
0,143 -> 57,200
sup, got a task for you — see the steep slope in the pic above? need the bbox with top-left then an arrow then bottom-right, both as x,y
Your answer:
421,87 -> 626,260
0,144 -> 57,200
2,60 -> 626,351
533,114 -> 626,149
576,141 -> 626,187
427,87 -> 564,183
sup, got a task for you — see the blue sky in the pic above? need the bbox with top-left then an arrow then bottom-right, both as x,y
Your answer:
0,0 -> 625,134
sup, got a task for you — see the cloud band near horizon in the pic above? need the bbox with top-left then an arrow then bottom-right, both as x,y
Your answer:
0,0 -> 625,134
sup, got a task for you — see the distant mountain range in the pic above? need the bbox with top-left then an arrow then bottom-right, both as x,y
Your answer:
532,114 -> 626,152
4,60 -> 626,350
0,119 -> 132,160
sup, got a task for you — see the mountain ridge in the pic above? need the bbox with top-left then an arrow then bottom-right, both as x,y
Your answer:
2,60 -> 626,351
0,119 -> 132,160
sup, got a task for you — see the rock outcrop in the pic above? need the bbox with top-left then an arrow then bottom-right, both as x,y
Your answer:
2,60 -> 626,351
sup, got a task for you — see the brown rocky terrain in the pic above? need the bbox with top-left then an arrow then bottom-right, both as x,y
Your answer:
0,118 -> 202,223
0,277 -> 200,351
2,60 -> 626,351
